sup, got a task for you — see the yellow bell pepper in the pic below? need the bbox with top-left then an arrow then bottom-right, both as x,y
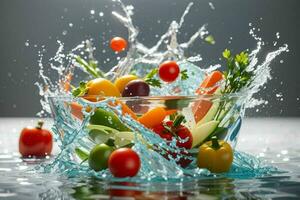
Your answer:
197,136 -> 233,173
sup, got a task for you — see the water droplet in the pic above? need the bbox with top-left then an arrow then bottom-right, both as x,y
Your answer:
62,30 -> 68,36
281,150 -> 288,155
90,10 -> 95,15
69,23 -> 73,27
99,12 -> 104,17
279,60 -> 284,63
208,2 -> 215,10
12,104 -> 17,109
25,40 -> 29,46
276,32 -> 280,39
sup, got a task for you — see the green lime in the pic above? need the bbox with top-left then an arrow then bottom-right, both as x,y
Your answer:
88,144 -> 114,171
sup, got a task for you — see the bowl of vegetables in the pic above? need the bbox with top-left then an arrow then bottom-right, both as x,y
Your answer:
49,49 -> 251,175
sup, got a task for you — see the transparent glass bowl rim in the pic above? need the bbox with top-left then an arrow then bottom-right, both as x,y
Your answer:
48,90 -> 249,102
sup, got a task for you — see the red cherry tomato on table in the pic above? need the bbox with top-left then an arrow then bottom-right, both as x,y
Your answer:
110,37 -> 127,52
19,121 -> 53,157
108,148 -> 141,177
158,61 -> 180,82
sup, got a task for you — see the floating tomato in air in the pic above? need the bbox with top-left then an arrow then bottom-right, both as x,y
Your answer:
158,61 -> 180,82
110,37 -> 128,52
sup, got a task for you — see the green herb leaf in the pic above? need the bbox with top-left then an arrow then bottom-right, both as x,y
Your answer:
222,49 -> 231,59
180,69 -> 189,80
205,35 -> 215,45
144,68 -> 162,88
72,81 -> 88,97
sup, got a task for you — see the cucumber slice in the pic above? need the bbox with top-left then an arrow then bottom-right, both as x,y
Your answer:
191,120 -> 219,148
196,101 -> 220,126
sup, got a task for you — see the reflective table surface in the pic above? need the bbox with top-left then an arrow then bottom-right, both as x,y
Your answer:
0,118 -> 300,199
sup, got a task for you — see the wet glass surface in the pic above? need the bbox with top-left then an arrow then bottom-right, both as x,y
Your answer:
0,118 -> 300,199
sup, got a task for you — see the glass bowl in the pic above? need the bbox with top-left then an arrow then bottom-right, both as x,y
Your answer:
49,93 -> 246,169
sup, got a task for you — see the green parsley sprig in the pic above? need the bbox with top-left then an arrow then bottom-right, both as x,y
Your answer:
144,68 -> 162,88
214,49 -> 253,121
222,49 -> 253,94
72,81 -> 88,97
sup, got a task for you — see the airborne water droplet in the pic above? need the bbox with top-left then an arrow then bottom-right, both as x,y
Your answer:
62,30 -> 68,36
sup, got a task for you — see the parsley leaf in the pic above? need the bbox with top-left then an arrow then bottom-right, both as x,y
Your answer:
180,69 -> 189,80
144,68 -> 162,88
72,81 -> 88,97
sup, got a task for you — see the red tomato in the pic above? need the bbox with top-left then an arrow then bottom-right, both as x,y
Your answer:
19,121 -> 53,157
152,120 -> 193,168
109,182 -> 142,198
158,61 -> 180,82
152,121 -> 193,149
110,37 -> 127,52
108,148 -> 140,177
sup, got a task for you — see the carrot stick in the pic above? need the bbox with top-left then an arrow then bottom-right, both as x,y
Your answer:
196,70 -> 223,95
193,71 -> 223,123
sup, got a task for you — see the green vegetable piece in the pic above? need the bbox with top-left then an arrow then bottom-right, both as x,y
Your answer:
144,68 -> 162,88
205,35 -> 215,45
75,147 -> 89,161
90,108 -> 130,132
88,129 -> 112,144
180,69 -> 189,80
222,49 -> 231,59
88,144 -> 113,171
72,81 -> 88,97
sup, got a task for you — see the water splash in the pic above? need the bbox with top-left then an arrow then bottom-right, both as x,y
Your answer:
35,0 -> 288,183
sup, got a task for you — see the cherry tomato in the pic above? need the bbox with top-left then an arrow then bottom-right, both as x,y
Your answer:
158,61 -> 180,82
108,148 -> 140,177
88,144 -> 114,171
19,121 -> 53,157
152,117 -> 193,168
152,121 -> 193,149
110,37 -> 127,52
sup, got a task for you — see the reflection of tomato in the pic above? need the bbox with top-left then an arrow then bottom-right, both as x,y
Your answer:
109,182 -> 142,198
110,37 -> 127,52
108,148 -> 140,177
19,121 -> 53,157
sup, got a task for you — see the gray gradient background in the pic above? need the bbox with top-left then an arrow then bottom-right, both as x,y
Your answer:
0,0 -> 299,117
